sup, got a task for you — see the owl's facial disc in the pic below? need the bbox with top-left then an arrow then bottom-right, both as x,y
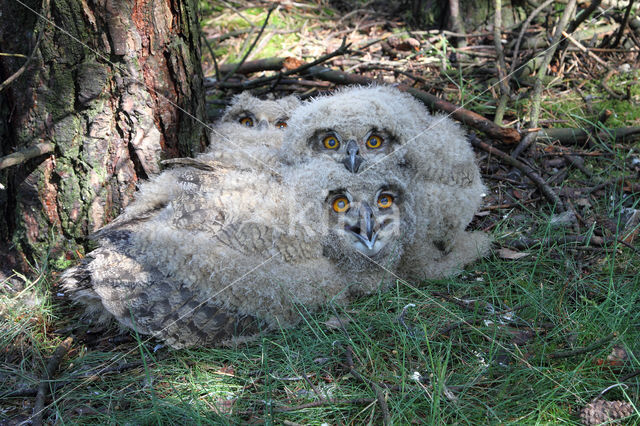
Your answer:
342,139 -> 363,173
330,191 -> 397,257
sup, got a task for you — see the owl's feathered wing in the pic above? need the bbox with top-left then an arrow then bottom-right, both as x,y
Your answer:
61,165 -> 345,348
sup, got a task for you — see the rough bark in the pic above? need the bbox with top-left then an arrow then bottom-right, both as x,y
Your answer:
0,0 -> 206,267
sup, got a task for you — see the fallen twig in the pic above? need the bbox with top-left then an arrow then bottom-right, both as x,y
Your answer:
216,38 -> 350,90
343,345 -> 391,425
220,5 -> 277,84
561,31 -> 610,69
0,142 -> 55,170
510,0 -> 554,74
469,134 -> 566,212
611,0 -> 635,48
529,0 -> 577,127
548,333 -> 616,360
537,126 -> 640,145
306,66 -> 522,144
32,337 -> 73,426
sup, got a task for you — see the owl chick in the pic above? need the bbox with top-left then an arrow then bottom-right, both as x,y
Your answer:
61,157 -> 417,348
205,91 -> 301,170
112,92 -> 300,225
280,85 -> 489,277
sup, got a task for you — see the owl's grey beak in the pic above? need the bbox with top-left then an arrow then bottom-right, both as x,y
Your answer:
345,202 -> 377,250
342,139 -> 363,173
256,119 -> 269,130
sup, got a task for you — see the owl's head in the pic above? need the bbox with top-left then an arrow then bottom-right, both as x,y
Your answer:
280,85 -> 431,173
282,157 -> 416,271
221,92 -> 301,130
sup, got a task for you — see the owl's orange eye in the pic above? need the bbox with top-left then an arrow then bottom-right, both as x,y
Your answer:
323,135 -> 340,150
366,134 -> 383,149
275,120 -> 287,129
332,196 -> 350,213
239,117 -> 254,127
377,194 -> 393,209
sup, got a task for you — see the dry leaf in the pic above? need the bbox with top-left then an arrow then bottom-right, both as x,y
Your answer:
498,248 -> 530,260
283,56 -> 305,70
324,316 -> 350,330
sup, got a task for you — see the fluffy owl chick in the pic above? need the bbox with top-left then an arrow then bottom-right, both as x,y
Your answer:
109,92 -> 301,225
61,158 -> 416,348
205,92 -> 301,170
280,85 -> 489,277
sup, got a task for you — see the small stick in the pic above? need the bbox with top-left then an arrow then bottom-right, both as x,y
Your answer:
0,142 -> 55,170
32,337 -> 73,426
271,398 -> 376,412
344,346 -> 391,425
548,333 -> 616,359
530,0 -> 577,127
561,31 -> 610,69
469,134 -> 566,212
611,0 -> 635,48
220,5 -> 277,84
510,0 -> 554,74
217,38 -> 350,90
201,33 -> 221,82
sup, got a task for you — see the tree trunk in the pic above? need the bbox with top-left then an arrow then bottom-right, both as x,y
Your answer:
0,0 -> 206,269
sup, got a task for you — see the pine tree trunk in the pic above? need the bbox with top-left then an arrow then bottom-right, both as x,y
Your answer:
0,0 -> 206,269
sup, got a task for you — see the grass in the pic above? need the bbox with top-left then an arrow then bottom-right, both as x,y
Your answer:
2,209 -> 639,423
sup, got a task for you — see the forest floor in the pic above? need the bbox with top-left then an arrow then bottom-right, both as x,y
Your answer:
2,1 -> 640,424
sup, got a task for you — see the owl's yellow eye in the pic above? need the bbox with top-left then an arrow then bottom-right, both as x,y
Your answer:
323,135 -> 340,150
239,117 -> 254,127
377,194 -> 394,209
332,196 -> 350,213
366,134 -> 383,149
275,120 -> 287,129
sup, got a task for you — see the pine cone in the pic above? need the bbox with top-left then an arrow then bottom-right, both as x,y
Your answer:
579,399 -> 634,425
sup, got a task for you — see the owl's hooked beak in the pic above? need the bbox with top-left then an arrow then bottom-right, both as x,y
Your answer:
342,139 -> 363,173
345,202 -> 381,252
256,119 -> 269,130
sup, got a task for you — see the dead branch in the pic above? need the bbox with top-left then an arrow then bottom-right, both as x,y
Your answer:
561,31 -> 610,69
510,0 -> 554,74
530,0 -> 577,127
537,126 -> 640,145
305,65 -> 522,144
611,0 -> 635,48
217,56 -> 290,75
493,0 -> 510,124
215,38 -> 350,90
32,337 -> 73,426
343,345 -> 391,425
0,142 -> 55,170
548,333 -> 616,359
220,5 -> 277,83
469,134 -> 566,212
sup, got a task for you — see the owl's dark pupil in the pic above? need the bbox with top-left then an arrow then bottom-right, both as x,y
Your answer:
337,200 -> 345,208
328,138 -> 336,146
380,197 -> 388,204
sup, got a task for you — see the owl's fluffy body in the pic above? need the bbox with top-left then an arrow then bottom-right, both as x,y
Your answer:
62,86 -> 490,349
282,85 -> 489,276
63,157 -> 412,348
